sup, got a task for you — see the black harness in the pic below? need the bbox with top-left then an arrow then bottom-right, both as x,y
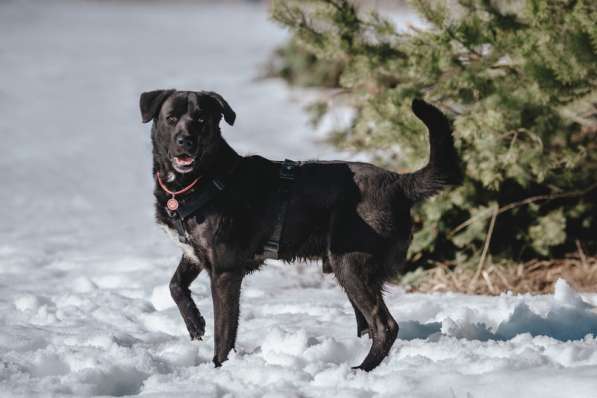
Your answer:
163,159 -> 299,260
166,177 -> 226,244
261,159 -> 299,259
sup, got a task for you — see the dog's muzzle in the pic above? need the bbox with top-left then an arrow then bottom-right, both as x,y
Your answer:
172,155 -> 195,173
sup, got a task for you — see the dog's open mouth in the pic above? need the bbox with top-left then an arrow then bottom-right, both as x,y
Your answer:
172,155 -> 195,173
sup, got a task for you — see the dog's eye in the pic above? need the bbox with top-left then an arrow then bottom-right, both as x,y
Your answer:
166,116 -> 178,124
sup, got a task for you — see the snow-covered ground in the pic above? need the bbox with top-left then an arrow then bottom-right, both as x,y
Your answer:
1,1 -> 597,397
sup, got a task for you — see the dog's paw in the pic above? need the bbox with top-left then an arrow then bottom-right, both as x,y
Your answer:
187,316 -> 206,341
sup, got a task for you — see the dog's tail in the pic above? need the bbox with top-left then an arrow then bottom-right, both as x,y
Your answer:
396,99 -> 462,202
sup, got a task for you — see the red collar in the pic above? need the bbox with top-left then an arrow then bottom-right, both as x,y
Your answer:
155,172 -> 200,211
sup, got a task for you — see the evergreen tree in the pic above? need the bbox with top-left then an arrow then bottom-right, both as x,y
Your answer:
271,0 -> 597,267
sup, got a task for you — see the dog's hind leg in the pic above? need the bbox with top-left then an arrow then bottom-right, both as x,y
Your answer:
331,253 -> 399,371
210,269 -> 244,367
348,296 -> 371,338
322,258 -> 333,274
170,255 -> 206,341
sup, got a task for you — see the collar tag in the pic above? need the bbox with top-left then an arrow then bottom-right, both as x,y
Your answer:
166,197 -> 179,211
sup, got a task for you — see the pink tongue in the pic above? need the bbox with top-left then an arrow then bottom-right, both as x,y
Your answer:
176,156 -> 193,165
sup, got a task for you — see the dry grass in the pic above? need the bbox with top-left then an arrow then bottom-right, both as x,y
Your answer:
402,254 -> 597,295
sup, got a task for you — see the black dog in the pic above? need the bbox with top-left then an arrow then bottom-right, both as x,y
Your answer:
139,89 -> 460,371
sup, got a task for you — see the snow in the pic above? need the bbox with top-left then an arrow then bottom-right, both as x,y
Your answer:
1,1 -> 597,397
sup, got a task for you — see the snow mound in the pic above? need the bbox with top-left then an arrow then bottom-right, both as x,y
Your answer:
438,278 -> 597,342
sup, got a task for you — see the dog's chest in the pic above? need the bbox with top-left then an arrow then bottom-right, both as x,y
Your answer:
159,222 -> 200,262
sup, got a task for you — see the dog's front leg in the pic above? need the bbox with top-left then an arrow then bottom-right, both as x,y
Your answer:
210,269 -> 243,367
169,255 -> 205,341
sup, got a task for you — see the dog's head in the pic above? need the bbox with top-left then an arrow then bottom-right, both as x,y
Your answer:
140,89 -> 235,176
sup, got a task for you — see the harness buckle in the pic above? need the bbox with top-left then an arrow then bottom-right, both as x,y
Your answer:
262,239 -> 280,259
213,178 -> 225,191
280,159 -> 298,181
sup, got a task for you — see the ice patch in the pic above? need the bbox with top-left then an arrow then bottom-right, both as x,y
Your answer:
158,341 -> 200,367
261,328 -> 313,366
303,337 -> 355,365
14,294 -> 41,312
92,274 -> 131,289
140,312 -> 185,337
398,320 -> 442,340
27,351 -> 70,377
151,284 -> 175,311
67,366 -> 148,397
495,301 -> 597,341
72,276 -> 97,293
244,287 -> 266,298
553,278 -> 592,309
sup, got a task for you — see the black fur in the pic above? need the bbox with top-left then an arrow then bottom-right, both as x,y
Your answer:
140,90 -> 461,371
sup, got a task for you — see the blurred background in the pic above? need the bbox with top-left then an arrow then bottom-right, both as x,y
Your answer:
0,0 -> 353,269
0,0 -> 595,295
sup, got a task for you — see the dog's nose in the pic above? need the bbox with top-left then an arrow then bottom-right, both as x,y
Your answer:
175,134 -> 195,151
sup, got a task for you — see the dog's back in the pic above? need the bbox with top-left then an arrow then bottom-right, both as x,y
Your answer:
278,99 -> 461,271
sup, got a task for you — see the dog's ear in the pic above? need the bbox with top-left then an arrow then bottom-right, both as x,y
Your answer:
140,89 -> 175,123
202,91 -> 236,126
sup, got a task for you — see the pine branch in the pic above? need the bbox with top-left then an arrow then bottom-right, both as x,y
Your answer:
449,182 -> 597,237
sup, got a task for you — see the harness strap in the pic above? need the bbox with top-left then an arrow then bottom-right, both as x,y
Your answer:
167,178 -> 225,244
176,178 -> 225,220
262,159 -> 299,259
163,159 -> 299,259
